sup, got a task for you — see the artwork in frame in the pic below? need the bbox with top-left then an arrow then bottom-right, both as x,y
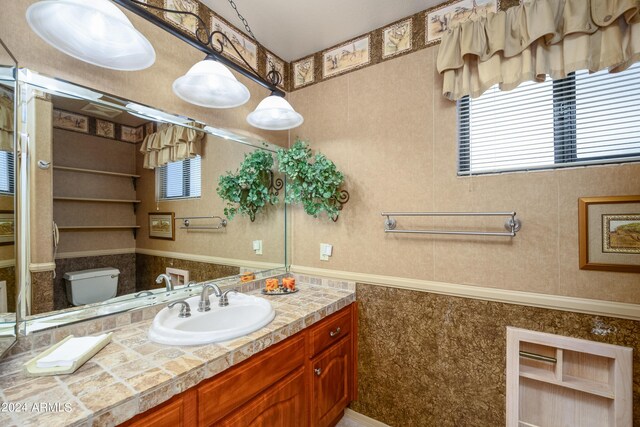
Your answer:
0,211 -> 14,246
426,0 -> 498,45
95,119 -> 115,139
53,109 -> 89,133
211,16 -> 258,70
149,212 -> 175,241
164,0 -> 199,35
383,19 -> 413,58
578,196 -> 640,273
323,36 -> 370,79
121,125 -> 144,143
266,53 -> 285,89
293,56 -> 314,89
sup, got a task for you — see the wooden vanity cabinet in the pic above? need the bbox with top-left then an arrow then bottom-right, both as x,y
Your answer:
121,303 -> 357,427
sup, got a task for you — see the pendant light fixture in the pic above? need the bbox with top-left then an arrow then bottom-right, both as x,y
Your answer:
26,0 -> 304,130
247,94 -> 304,130
172,56 -> 250,108
26,0 -> 155,71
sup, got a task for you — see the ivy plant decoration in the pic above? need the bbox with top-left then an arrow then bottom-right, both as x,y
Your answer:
217,150 -> 280,222
277,139 -> 349,221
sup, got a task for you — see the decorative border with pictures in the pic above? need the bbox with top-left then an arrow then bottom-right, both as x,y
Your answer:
266,53 -> 286,90
382,18 -> 413,59
149,212 -> 175,241
0,211 -> 14,246
53,109 -> 89,134
425,0 -> 499,46
53,109 -> 150,144
292,56 -> 315,89
163,0 -> 200,35
322,35 -> 371,79
211,15 -> 258,71
578,196 -> 640,273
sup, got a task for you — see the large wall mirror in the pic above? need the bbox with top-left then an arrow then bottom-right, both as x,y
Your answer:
0,42 -> 17,356
15,69 -> 287,338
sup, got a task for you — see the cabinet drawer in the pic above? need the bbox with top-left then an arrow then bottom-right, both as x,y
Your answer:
309,306 -> 351,357
198,334 -> 305,426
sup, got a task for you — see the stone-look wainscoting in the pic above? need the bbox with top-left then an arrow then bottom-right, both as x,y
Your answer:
53,254 -> 137,312
31,271 -> 55,314
352,284 -> 640,427
0,266 -> 15,312
135,254 -> 240,292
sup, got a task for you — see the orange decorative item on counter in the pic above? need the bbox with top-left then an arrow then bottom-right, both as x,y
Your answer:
265,279 -> 279,292
282,277 -> 296,291
240,272 -> 255,283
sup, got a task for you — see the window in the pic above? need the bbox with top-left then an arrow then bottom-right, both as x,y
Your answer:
0,152 -> 14,195
458,63 -> 640,174
157,156 -> 201,200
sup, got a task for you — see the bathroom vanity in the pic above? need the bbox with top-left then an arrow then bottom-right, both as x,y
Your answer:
122,303 -> 357,427
0,279 -> 356,426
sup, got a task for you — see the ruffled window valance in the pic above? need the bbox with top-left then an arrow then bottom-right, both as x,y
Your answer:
140,123 -> 205,169
0,95 -> 13,152
437,0 -> 640,101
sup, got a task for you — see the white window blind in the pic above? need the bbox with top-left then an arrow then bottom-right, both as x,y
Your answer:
0,152 -> 14,195
458,63 -> 640,174
157,156 -> 201,200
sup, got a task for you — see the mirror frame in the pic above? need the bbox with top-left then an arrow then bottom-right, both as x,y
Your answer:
0,43 -> 18,358
15,68 -> 288,336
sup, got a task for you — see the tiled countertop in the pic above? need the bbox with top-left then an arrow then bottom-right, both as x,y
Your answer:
0,280 -> 355,427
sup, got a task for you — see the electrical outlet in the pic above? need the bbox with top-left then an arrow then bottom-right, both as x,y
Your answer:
253,240 -> 263,255
320,243 -> 333,261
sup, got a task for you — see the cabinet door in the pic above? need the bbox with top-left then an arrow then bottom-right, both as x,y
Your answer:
217,368 -> 306,427
310,337 -> 351,427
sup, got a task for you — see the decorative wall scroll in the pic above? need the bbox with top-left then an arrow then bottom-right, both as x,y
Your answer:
383,19 -> 412,58
293,56 -> 314,89
164,0 -> 199,35
323,36 -> 370,79
211,16 -> 258,70
426,0 -> 498,45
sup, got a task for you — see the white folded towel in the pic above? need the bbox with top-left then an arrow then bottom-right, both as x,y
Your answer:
36,334 -> 108,368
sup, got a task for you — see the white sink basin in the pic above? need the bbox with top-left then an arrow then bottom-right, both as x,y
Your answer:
148,293 -> 275,345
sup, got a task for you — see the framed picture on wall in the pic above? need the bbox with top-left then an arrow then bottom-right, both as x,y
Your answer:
0,211 -> 14,246
578,196 -> 640,273
149,212 -> 175,241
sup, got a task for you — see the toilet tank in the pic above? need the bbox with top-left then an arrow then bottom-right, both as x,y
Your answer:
63,268 -> 119,306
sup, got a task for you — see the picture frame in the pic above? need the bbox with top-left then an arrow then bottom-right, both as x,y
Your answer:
121,125 -> 144,143
52,109 -> 89,133
164,0 -> 199,35
383,18 -> 413,59
323,35 -> 370,79
578,196 -> 640,273
211,15 -> 258,70
95,119 -> 115,139
149,212 -> 175,241
0,210 -> 14,246
293,56 -> 315,89
425,0 -> 498,45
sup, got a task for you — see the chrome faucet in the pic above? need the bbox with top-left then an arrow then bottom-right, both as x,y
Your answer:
198,283 -> 222,312
134,291 -> 153,298
156,274 -> 173,291
218,289 -> 238,307
167,300 -> 191,318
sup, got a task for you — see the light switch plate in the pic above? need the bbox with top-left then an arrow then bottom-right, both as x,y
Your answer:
253,240 -> 263,255
320,243 -> 332,261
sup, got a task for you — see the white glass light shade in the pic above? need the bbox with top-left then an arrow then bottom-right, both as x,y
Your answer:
172,60 -> 250,108
246,95 -> 304,131
26,0 -> 156,71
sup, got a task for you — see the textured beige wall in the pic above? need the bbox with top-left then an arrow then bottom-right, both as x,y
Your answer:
289,47 -> 640,304
135,134 -> 285,265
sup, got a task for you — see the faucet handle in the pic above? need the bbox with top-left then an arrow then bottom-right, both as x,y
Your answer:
219,289 -> 238,307
168,300 -> 191,318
